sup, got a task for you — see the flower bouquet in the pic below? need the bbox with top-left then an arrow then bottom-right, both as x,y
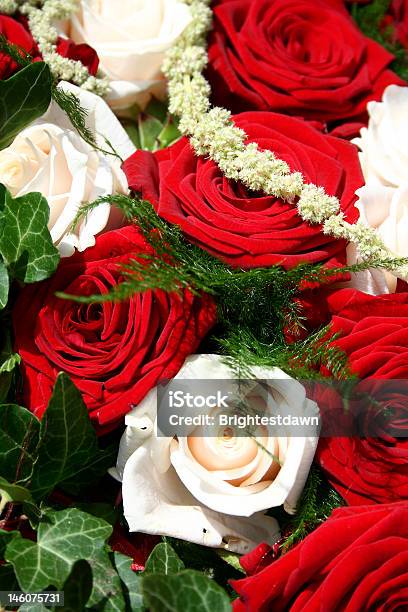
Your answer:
0,0 -> 407,610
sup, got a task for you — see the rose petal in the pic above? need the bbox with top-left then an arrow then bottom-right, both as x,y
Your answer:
122,437 -> 280,555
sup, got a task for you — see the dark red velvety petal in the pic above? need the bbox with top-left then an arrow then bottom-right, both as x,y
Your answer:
207,0 -> 403,130
239,542 -> 274,576
13,226 -> 217,428
326,289 -> 408,378
56,37 -> 99,76
0,14 -> 39,79
318,435 -> 408,505
313,289 -> 408,505
232,502 -> 408,612
124,111 -> 362,270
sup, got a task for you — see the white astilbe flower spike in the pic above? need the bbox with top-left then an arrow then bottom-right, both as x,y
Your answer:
17,0 -> 109,94
163,0 -> 408,281
9,0 -> 408,277
0,0 -> 18,13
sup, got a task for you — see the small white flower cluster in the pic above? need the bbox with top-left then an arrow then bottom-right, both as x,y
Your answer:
163,46 -> 208,81
179,0 -> 212,46
298,184 -> 340,224
1,0 -> 109,95
164,0 -> 408,280
0,0 -> 18,13
323,214 -> 408,279
323,216 -> 386,257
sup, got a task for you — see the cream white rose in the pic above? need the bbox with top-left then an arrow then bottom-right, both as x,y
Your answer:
349,84 -> 408,293
0,81 -> 135,257
111,354 -> 319,555
69,0 -> 192,113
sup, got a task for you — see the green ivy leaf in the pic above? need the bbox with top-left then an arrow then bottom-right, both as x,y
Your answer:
60,559 -> 93,612
0,528 -> 18,559
0,477 -> 34,514
0,62 -> 52,150
114,552 -> 144,611
0,186 -> 59,283
0,563 -> 19,592
144,543 -> 185,575
0,478 -> 40,529
0,260 -> 8,310
75,502 -> 118,526
0,351 -> 20,375
18,604 -> 48,612
5,507 -> 112,592
87,549 -> 126,612
0,330 -> 21,402
22,500 -> 43,529
142,570 -> 231,612
167,539 -> 244,591
0,404 -> 40,483
59,442 -> 118,496
30,373 -> 110,500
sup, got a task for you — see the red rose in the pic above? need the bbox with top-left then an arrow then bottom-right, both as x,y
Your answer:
56,37 -> 99,76
387,0 -> 408,48
317,398 -> 408,504
0,14 -> 39,79
13,226 -> 216,429
238,541 -> 277,577
315,288 -> 408,504
0,16 -> 98,81
325,288 -> 408,378
124,112 -> 362,270
206,0 -> 402,130
232,502 -> 408,611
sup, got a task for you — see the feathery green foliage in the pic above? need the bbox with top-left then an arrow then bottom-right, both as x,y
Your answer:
67,194 -> 407,303
51,85 -> 96,146
219,326 -> 351,381
352,0 -> 408,81
0,35 -> 32,68
62,194 -> 408,379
